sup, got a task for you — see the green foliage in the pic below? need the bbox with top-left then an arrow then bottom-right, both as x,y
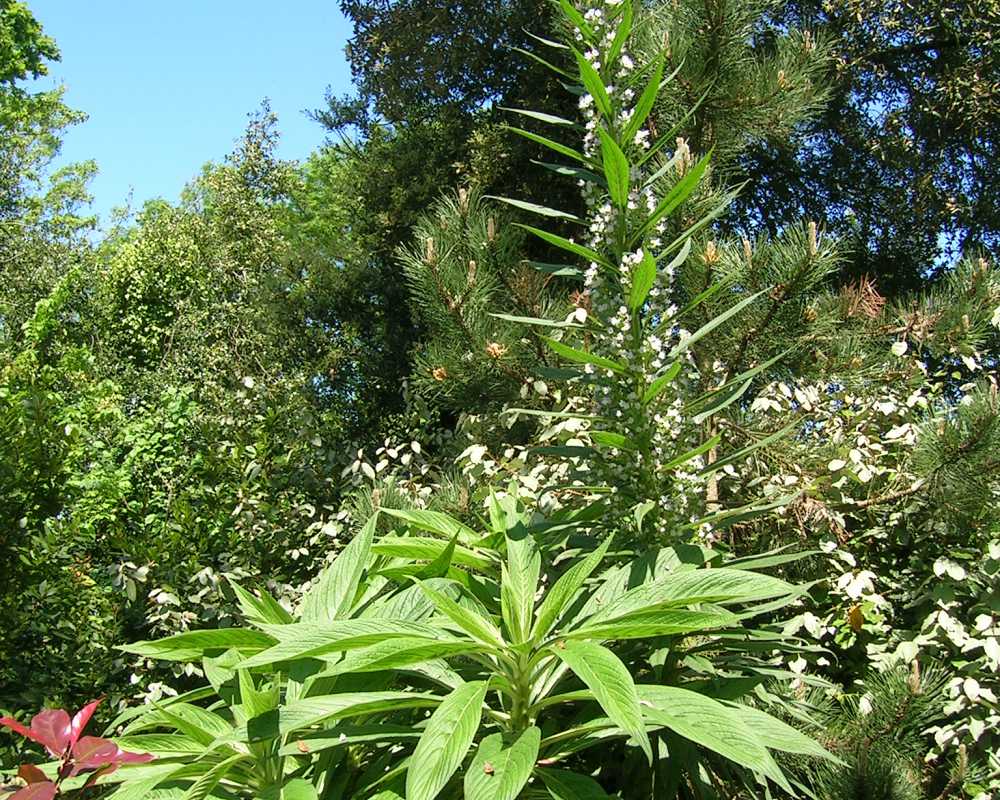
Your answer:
104,498 -> 830,799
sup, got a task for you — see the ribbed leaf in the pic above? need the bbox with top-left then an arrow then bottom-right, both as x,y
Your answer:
229,581 -> 293,626
301,513 -> 375,623
499,107 -> 578,127
464,727 -> 540,800
486,195 -> 582,222
565,607 -> 737,641
315,637 -> 478,676
537,767 -> 611,799
417,581 -> 504,648
624,54 -> 665,143
598,128 -> 629,207
501,527 -> 540,644
542,337 -> 626,374
380,508 -> 479,543
573,50 -> 611,117
181,754 -> 246,800
517,225 -> 607,267
533,536 -> 612,641
638,685 -> 778,777
372,537 -> 494,570
507,127 -> 587,164
239,692 -> 440,741
627,249 -> 656,311
730,705 -> 839,762
641,361 -> 682,404
119,629 -> 275,662
406,682 -> 488,800
634,151 -> 712,243
553,640 -> 651,762
238,620 -> 442,668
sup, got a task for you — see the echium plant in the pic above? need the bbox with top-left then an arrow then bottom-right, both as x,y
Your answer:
496,0 -> 781,540
103,497 -> 835,799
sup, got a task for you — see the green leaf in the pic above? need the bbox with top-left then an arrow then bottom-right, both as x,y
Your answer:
486,195 -> 582,222
564,607 -> 737,641
700,422 -> 796,476
559,0 -> 594,39
181,753 -> 246,800
464,727 -> 541,800
499,107 -> 578,127
669,288 -> 769,359
590,431 -> 635,450
237,619 -> 443,668
406,682 -> 488,800
301,513 -> 376,623
729,704 -> 840,763
573,50 -> 611,118
607,0 -> 633,64
380,508 -> 480,543
279,725 -> 421,756
501,527 -> 540,644
638,685 -> 782,780
507,127 -> 587,164
372,537 -> 495,571
552,640 -> 651,762
537,767 -> 611,799
119,629 -> 275,662
315,637 -> 479,676
489,312 -> 582,328
641,361 -> 682,404
628,249 -> 656,311
417,581 -> 504,648
542,336 -> 626,374
531,161 -> 604,185
240,692 -> 441,742
280,779 -> 319,800
659,433 -> 722,471
511,48 -> 572,80
228,581 -> 293,626
532,535 -> 611,640
623,54 -> 665,143
598,128 -> 629,207
638,685 -> 794,794
516,225 -> 607,267
634,151 -> 712,243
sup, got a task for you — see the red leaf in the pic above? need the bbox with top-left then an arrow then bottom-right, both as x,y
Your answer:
17,763 -> 49,784
29,709 -> 72,757
70,698 -> 102,746
9,782 -> 57,800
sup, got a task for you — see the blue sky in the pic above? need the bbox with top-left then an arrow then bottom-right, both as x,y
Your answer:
28,1 -> 354,226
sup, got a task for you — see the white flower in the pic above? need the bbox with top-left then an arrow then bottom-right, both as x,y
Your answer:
242,376 -> 255,388
891,340 -> 908,356
991,305 -> 1000,328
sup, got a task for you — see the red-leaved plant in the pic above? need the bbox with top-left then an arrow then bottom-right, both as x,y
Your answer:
0,699 -> 152,799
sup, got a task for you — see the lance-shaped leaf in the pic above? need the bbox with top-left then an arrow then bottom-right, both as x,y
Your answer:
627,249 -> 656,311
607,0 -> 633,64
532,536 -> 613,640
633,151 -> 712,243
542,336 -> 626,374
500,107 -> 578,127
538,767 -> 611,799
406,682 -> 489,800
373,536 -> 493,571
598,128 -> 629,207
315,637 -> 480,676
486,195 -> 582,222
119,629 -> 276,662
564,607 -> 737,641
623,54 -> 665,143
501,527 -> 540,644
669,288 -> 769,359
553,640 -> 651,762
240,692 -> 441,742
417,581 -> 504,648
380,508 -> 481,544
464,727 -> 541,800
228,581 -> 293,626
507,127 -> 587,164
300,513 -> 376,623
559,0 -> 594,40
572,49 -> 611,117
181,752 -> 247,800
641,360 -> 683,404
638,685 -> 792,790
237,620 -> 443,668
516,225 -> 608,267
729,704 -> 840,763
